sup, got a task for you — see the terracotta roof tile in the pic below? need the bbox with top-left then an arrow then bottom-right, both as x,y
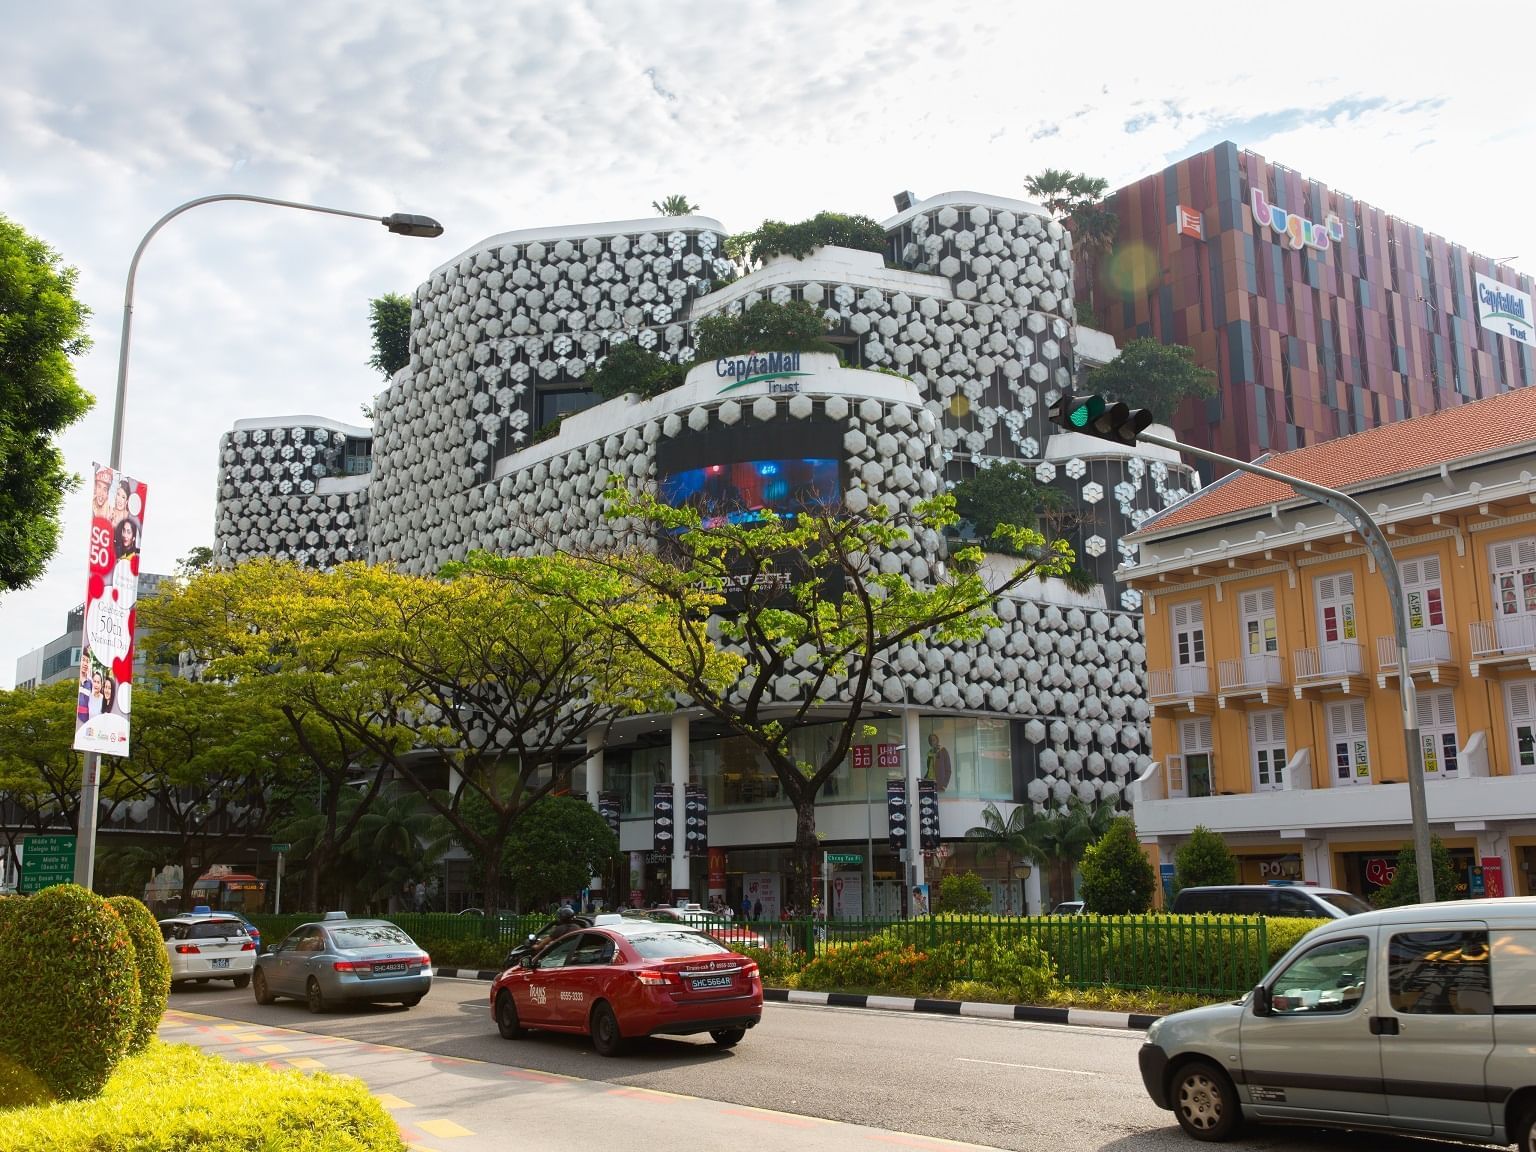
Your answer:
1138,385 -> 1536,536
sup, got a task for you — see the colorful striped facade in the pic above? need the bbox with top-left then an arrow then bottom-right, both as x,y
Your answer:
1104,141 -> 1535,475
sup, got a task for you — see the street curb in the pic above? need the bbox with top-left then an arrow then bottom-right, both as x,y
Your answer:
765,987 -> 1162,1030
433,970 -> 1162,1030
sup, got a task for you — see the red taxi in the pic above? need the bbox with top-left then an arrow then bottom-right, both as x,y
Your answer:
489,915 -> 762,1056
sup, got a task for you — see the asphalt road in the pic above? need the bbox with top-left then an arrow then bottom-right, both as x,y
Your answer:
163,977 -> 1491,1152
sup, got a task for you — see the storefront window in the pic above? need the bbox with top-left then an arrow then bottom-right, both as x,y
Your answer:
918,717 -> 1012,798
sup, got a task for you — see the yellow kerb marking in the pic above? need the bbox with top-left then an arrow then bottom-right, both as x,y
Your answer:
417,1119 -> 474,1138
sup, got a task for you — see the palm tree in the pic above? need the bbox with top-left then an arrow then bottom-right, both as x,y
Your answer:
1002,798 -> 1118,910
965,802 -> 1035,915
346,789 -> 453,911
1023,169 -> 1078,220
651,194 -> 699,217
1023,169 -> 1118,321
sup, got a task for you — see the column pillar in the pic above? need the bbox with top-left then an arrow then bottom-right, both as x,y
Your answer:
586,730 -> 604,897
904,708 -> 924,892
670,712 -> 691,903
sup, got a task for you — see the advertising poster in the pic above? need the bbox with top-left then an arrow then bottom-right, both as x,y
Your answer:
917,778 -> 940,851
743,873 -> 780,921
684,784 -> 708,857
73,464 -> 147,757
651,783 -> 675,854
597,790 -> 622,838
1475,273 -> 1534,347
886,779 -> 907,850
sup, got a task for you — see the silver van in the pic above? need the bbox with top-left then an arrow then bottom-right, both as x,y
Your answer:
1138,897 -> 1536,1147
1169,885 -> 1372,920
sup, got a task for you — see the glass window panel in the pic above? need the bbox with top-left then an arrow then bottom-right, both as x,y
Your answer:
1388,931 -> 1491,1014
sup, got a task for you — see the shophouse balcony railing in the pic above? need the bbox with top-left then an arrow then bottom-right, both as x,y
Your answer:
1375,629 -> 1455,683
1293,642 -> 1363,684
1217,654 -> 1286,697
1147,665 -> 1211,707
1471,616 -> 1536,659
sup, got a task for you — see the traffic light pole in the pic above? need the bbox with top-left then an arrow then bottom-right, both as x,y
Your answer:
1136,431 -> 1436,905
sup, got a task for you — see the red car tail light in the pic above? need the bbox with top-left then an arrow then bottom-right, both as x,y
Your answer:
175,944 -> 200,954
241,941 -> 256,951
742,962 -> 760,982
332,960 -> 363,972
635,969 -> 674,987
420,953 -> 430,968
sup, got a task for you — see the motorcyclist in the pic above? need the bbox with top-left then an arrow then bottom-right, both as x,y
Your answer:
549,904 -> 582,940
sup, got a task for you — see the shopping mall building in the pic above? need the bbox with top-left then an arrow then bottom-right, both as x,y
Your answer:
212,192 -> 1199,915
1104,141 -> 1536,477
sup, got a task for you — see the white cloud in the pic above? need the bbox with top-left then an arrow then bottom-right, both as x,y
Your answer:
3,0 -> 1533,683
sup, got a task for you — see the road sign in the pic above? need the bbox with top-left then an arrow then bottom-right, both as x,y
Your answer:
21,834 -> 77,894
270,843 -> 291,853
826,852 -> 863,865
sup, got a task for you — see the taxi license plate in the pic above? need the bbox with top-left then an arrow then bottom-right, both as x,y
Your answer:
211,958 -> 230,970
372,962 -> 409,974
690,975 -> 732,991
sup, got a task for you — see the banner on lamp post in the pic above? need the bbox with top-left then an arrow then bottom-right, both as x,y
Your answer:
885,779 -> 907,851
651,783 -> 675,854
917,779 -> 940,851
73,464 -> 147,757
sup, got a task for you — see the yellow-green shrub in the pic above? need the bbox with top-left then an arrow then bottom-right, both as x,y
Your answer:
0,1040 -> 405,1151
1264,917 -> 1329,965
0,884 -> 138,1102
106,896 -> 171,1052
796,933 -> 1056,1002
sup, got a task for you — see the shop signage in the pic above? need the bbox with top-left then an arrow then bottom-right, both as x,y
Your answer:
877,743 -> 903,769
716,351 -> 809,395
1249,188 -> 1343,253
1482,856 -> 1506,898
1176,205 -> 1204,241
707,847 -> 727,890
852,744 -> 872,769
1474,273 -> 1533,347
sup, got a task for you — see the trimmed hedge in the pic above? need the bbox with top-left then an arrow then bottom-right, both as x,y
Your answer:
0,885 -> 138,1102
0,1040 -> 404,1151
795,930 -> 1056,1003
106,896 -> 171,1053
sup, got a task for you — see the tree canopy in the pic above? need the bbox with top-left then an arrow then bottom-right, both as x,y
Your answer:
1371,834 -> 1460,908
1173,825 -> 1238,893
590,340 -> 686,401
1085,337 -> 1217,421
0,214 -> 94,590
1023,169 -> 1119,318
725,212 -> 886,266
558,483 -> 1070,912
367,292 -> 412,380
651,195 -> 699,217
950,463 -> 1077,557
1079,815 -> 1156,914
461,793 -> 618,911
693,299 -> 838,362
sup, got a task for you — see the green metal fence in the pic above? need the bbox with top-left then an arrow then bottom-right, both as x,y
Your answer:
247,911 -> 1273,998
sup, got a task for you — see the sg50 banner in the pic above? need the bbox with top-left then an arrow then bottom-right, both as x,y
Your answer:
72,464 -> 147,757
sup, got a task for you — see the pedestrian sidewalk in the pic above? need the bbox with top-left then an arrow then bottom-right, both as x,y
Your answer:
160,1008 -> 1010,1152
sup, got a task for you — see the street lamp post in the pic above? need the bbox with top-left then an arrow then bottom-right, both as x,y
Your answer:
1136,430 -> 1436,906
73,193 -> 444,891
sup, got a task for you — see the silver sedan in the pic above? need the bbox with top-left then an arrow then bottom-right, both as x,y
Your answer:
252,914 -> 431,1012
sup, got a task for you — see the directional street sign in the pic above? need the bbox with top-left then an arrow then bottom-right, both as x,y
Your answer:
826,852 -> 863,865
270,843 -> 291,853
20,834 -> 77,894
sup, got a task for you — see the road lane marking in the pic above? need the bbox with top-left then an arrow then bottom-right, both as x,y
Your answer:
417,1119 -> 474,1138
375,1093 -> 414,1109
956,1057 -> 1100,1076
721,1107 -> 831,1129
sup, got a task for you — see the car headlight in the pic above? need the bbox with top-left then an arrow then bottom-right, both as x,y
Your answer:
1145,1018 -> 1163,1044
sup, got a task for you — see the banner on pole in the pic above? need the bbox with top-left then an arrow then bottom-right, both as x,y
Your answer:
652,782 -> 675,854
73,463 -> 147,757
885,779 -> 907,850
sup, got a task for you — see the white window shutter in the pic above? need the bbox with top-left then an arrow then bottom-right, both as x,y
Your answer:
1198,717 -> 1213,749
1436,691 -> 1456,727
1492,542 -> 1515,571
1165,755 -> 1186,796
1190,601 -> 1204,626
1509,682 -> 1533,721
1422,556 -> 1441,583
1519,539 -> 1536,567
1250,712 -> 1269,744
1260,588 -> 1275,613
1416,693 -> 1434,728
1328,702 -> 1347,732
1349,700 -> 1367,733
1339,573 -> 1355,597
1241,590 -> 1259,617
1271,710 -> 1287,744
1400,559 -> 1420,586
1318,576 -> 1335,601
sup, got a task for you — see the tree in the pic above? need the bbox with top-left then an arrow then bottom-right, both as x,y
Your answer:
367,292 -> 412,380
149,556 -> 713,916
1086,337 -> 1217,422
590,341 -> 686,401
951,463 -> 1078,556
1173,825 -> 1238,894
0,214 -> 94,590
117,677 -> 302,908
565,484 -> 1070,917
1023,169 -> 1118,318
1019,798 -> 1119,909
725,212 -> 887,266
463,793 -> 618,911
1371,835 -> 1460,908
651,195 -> 699,217
343,788 -> 452,911
693,299 -> 838,362
1079,816 -> 1156,914
964,801 -> 1033,915
175,546 -> 215,577
937,871 -> 991,915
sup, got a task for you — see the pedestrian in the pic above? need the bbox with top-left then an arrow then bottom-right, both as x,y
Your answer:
414,881 -> 426,912
752,898 -> 763,920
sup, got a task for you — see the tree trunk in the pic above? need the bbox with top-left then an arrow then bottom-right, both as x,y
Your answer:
791,799 -> 817,934
480,854 -> 501,932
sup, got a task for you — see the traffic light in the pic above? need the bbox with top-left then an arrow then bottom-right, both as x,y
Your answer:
1047,393 -> 1154,446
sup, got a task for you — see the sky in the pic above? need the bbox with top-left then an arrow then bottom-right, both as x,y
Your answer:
3,0 -> 1534,686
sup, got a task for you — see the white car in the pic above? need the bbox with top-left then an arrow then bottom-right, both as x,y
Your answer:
159,914 -> 257,989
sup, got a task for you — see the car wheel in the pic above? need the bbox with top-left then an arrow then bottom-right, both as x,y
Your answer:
400,995 -> 422,1008
253,969 -> 274,1005
495,991 -> 523,1039
1171,1060 -> 1241,1141
709,1028 -> 746,1048
306,978 -> 327,1014
1515,1107 -> 1536,1152
589,1002 -> 625,1057
232,973 -> 251,990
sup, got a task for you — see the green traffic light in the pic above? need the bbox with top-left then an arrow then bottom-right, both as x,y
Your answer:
1067,396 -> 1106,429
1069,406 -> 1089,428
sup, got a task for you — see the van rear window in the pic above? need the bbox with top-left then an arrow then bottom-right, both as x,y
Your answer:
1316,892 -> 1371,917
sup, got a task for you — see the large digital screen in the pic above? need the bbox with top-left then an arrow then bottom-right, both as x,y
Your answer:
660,457 -> 840,527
